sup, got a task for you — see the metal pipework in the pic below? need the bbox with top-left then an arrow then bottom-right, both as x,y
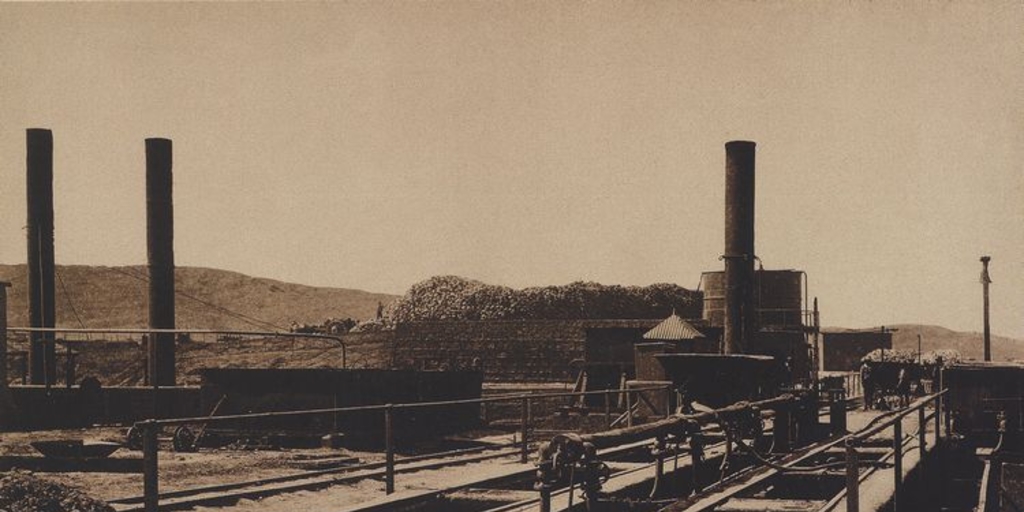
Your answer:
146,138 -> 176,386
26,128 -> 57,385
980,256 -> 992,362
546,393 -> 797,452
723,141 -> 757,354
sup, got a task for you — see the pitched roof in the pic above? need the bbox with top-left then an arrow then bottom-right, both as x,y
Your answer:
643,313 -> 705,340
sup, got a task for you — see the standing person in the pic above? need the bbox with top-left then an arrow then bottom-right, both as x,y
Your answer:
896,367 -> 911,408
860,361 -> 874,411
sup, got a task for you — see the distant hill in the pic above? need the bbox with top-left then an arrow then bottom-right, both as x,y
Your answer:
828,323 -> 1024,362
0,264 -> 397,331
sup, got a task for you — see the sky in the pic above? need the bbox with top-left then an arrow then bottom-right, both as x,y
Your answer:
1,1 -> 1021,338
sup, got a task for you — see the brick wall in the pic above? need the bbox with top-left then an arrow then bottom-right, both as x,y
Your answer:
393,319 -> 660,383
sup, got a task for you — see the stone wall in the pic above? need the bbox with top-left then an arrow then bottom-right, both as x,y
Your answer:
392,319 -> 660,383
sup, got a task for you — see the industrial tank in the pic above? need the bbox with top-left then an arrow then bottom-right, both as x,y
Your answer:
701,270 -> 804,330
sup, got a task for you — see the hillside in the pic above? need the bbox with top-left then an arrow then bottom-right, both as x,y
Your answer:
831,324 -> 1024,362
0,264 -> 397,331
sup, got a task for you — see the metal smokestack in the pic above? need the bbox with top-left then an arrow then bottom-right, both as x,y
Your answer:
26,128 -> 57,385
146,138 -> 176,386
723,141 -> 757,354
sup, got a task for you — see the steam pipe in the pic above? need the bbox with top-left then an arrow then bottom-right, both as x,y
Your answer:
26,128 -> 57,385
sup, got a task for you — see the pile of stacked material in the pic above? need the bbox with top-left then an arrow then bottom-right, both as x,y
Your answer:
0,472 -> 113,512
382,275 -> 701,324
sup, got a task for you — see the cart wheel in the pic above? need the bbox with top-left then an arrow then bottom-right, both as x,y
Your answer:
173,426 -> 197,452
126,425 -> 144,451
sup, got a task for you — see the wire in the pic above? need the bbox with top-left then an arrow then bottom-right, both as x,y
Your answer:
104,266 -> 285,331
55,267 -> 89,337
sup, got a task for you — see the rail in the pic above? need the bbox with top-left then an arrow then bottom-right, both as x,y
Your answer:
7,327 -> 349,381
129,383 -> 673,512
839,388 -> 947,512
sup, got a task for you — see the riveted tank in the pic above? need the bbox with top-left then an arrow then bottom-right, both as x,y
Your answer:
702,269 -> 804,331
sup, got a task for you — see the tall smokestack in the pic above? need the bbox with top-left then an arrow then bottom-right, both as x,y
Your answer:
0,281 -> 17,428
981,256 -> 992,362
146,138 -> 176,386
26,128 -> 57,385
723,141 -> 757,354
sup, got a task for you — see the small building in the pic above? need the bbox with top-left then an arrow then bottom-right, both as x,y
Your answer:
635,313 -> 715,381
821,329 -> 893,371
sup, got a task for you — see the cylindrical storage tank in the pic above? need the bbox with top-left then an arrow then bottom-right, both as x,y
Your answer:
701,272 -> 726,327
756,270 -> 803,329
702,270 -> 803,330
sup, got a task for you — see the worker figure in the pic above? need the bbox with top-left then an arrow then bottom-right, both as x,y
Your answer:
860,362 -> 874,411
896,368 -> 911,408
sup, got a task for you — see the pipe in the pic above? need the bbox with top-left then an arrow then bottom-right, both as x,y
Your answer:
565,393 -> 796,451
146,138 -> 176,386
26,128 -> 57,385
723,141 -> 756,354
981,256 -> 992,362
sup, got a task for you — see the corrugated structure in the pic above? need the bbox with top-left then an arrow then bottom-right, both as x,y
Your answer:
642,314 -> 705,341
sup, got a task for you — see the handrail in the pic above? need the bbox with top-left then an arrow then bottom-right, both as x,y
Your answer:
849,389 -> 947,443
842,388 -> 947,512
135,384 -> 673,428
134,382 -> 673,512
8,326 -> 348,368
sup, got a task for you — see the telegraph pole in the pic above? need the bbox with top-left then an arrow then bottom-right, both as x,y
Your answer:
981,256 -> 992,362
917,334 -> 922,364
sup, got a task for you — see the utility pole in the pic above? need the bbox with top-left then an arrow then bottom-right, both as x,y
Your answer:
981,256 -> 992,362
917,334 -> 922,364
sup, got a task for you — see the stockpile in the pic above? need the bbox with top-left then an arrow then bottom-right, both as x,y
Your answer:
861,348 -> 962,366
387,275 -> 701,323
0,472 -> 113,512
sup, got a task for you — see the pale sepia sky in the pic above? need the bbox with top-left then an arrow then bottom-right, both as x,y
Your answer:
1,1 -> 1021,338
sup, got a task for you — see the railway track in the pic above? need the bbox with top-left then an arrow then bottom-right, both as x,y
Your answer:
109,395 -> 865,512
109,442 -> 522,511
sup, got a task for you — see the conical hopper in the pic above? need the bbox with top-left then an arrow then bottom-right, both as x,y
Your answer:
654,353 -> 779,408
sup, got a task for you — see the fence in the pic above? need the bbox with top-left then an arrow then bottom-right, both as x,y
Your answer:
5,327 -> 350,388
129,383 -> 673,512
820,371 -> 863,401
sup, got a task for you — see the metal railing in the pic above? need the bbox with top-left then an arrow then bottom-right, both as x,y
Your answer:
128,383 -> 673,512
839,389 -> 947,512
6,327 -> 350,387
